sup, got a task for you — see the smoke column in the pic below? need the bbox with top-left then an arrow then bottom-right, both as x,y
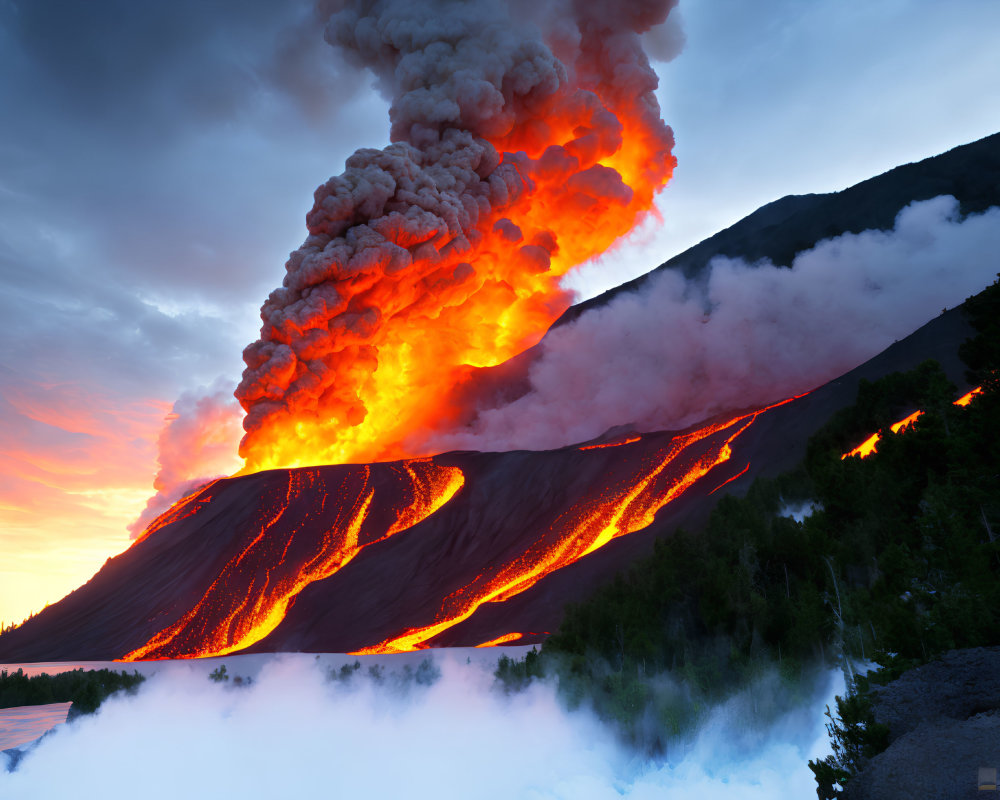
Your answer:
235,0 -> 678,472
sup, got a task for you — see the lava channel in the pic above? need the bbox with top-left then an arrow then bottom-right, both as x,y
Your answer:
354,396 -> 802,654
122,460 -> 463,660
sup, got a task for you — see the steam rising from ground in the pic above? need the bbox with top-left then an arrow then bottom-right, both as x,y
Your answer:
1,655 -> 842,799
128,383 -> 243,537
421,195 -> 1000,452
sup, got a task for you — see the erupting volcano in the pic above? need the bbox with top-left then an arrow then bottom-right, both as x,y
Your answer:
3,1 -> 994,666
235,0 -> 678,471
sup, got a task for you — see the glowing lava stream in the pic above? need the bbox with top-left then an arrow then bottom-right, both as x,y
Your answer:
354,396 -> 804,655
474,633 -> 524,648
122,461 -> 464,660
841,386 -> 983,460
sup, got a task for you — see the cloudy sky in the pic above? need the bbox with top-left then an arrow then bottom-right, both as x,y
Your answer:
1,0 -> 999,627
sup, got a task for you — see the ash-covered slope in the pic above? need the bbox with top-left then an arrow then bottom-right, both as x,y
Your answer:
0,306 -> 973,662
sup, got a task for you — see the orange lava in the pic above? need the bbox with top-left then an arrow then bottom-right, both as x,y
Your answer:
955,387 -> 983,407
122,461 -> 463,660
709,462 -> 751,495
132,482 -> 220,546
579,436 -> 642,451
841,387 -> 982,460
354,396 -> 803,655
474,633 -> 524,648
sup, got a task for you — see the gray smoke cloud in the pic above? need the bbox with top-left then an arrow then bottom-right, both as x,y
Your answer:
128,382 -> 244,538
415,195 -> 1000,453
0,654 -> 843,798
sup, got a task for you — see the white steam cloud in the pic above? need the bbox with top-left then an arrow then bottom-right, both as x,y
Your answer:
128,382 -> 244,538
419,195 -> 1000,452
1,655 -> 842,799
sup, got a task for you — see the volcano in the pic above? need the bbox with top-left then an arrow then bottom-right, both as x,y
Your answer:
1,133 -> 994,664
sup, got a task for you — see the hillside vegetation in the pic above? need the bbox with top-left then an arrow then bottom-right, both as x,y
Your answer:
0,668 -> 145,719
497,275 -> 1000,792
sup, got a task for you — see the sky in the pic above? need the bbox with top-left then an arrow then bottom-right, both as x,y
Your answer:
1,0 -> 999,627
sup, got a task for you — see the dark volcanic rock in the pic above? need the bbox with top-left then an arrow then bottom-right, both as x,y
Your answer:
845,712 -> 1000,800
871,647 -> 1000,742
845,648 -> 1000,800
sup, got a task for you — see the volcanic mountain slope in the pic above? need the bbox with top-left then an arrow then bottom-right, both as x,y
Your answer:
2,134 -> 995,662
0,304 -> 973,662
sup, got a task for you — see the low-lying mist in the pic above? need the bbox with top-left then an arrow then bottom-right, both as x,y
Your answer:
2,654 -> 843,799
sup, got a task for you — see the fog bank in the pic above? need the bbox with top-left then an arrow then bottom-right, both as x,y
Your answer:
2,654 -> 843,799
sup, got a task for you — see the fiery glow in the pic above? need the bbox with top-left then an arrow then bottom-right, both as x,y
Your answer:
955,387 -> 983,406
474,632 -> 524,648
709,462 -> 751,495
235,5 -> 677,473
355,397 -> 803,655
132,482 -> 219,546
841,387 -> 983,460
579,436 -> 642,451
122,461 -> 463,660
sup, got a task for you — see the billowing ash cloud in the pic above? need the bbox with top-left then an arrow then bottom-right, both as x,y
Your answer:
128,383 -> 244,538
415,196 -> 1000,452
0,654 -> 841,798
236,0 -> 678,472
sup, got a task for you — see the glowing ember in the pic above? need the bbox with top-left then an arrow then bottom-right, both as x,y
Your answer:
955,387 -> 983,407
474,632 -> 524,648
132,482 -> 219,546
235,1 -> 678,472
122,461 -> 463,660
841,387 -> 982,460
354,396 -> 803,655
579,436 -> 642,451
890,410 -> 923,434
709,462 -> 750,495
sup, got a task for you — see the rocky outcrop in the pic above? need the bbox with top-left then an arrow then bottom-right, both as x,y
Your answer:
845,647 -> 1000,800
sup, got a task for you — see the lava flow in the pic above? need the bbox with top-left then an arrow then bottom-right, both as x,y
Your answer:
354,397 -> 802,654
841,387 -> 983,460
122,460 -> 463,660
235,0 -> 679,472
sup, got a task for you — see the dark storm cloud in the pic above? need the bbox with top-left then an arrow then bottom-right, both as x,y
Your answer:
0,0 -> 390,394
0,0 -> 386,299
4,0 -> 359,135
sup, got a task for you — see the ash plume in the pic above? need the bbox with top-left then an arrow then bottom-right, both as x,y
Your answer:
417,196 -> 1000,453
235,0 -> 678,472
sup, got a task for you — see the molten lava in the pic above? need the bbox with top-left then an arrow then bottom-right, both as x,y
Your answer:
579,436 -> 642,451
355,397 -> 802,655
132,482 -> 219,546
841,387 -> 983,460
123,460 -> 463,660
474,633 -> 524,648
